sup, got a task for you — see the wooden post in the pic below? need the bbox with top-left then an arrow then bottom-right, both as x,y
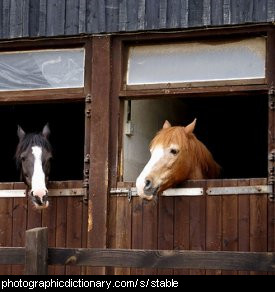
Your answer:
25,227 -> 48,275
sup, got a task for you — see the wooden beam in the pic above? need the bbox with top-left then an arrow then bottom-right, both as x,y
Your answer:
25,227 -> 48,275
87,35 -> 111,275
48,248 -> 275,272
0,248 -> 25,265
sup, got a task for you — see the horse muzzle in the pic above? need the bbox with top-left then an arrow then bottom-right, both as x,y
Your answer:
30,189 -> 49,209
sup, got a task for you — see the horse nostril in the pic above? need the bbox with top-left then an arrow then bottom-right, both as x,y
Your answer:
34,196 -> 43,206
43,194 -> 49,203
144,179 -> 152,190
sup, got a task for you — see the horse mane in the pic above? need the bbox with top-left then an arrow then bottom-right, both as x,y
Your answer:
150,126 -> 220,179
15,133 -> 52,168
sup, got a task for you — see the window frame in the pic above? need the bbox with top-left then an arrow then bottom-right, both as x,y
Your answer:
0,36 -> 93,198
110,24 -> 275,201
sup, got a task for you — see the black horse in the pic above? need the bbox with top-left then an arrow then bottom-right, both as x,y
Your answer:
15,124 -> 52,209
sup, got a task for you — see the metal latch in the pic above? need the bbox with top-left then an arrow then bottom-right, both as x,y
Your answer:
110,188 -> 137,202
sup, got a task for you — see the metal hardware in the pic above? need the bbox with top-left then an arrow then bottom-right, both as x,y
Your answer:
162,188 -> 203,196
85,94 -> 92,103
269,88 -> 275,110
110,185 -> 272,198
84,154 -> 90,164
206,185 -> 272,195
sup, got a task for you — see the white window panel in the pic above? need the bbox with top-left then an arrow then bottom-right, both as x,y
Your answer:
127,37 -> 266,85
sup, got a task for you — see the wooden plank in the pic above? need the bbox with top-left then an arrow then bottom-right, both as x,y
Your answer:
46,0 -> 65,36
188,0 -> 203,27
159,0 -> 167,29
142,198 -> 158,275
29,0 -> 40,37
131,197 -> 143,275
114,197 -> 132,275
38,0 -> 47,36
0,248 -> 25,265
174,196 -> 190,275
210,0 -> 223,25
78,0 -> 87,33
48,248 -> 275,272
167,0 -> 180,28
250,178 -> 268,275
42,197 -> 57,275
222,179 -> 238,275
137,0 -> 146,30
189,180 -> 206,275
65,0 -> 79,35
205,179 -> 222,275
9,0 -> 23,38
65,197 -> 82,275
25,227 -> 48,275
106,195 -> 117,275
22,0 -> 30,37
54,196 -> 67,275
0,183 -> 13,275
127,0 -> 138,31
26,194 -> 42,230
87,0 -> 99,33
157,196 -> 174,275
11,187 -> 27,275
87,36 -> 111,275
145,0 -> 160,30
106,0 -> 119,32
238,179 -> 250,275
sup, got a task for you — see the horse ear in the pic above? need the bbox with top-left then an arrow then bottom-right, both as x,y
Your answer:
163,120 -> 171,129
17,125 -> 25,141
185,118 -> 197,134
42,123 -> 50,139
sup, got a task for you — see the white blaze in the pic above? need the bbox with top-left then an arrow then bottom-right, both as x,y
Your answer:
31,146 -> 47,192
136,146 -> 164,196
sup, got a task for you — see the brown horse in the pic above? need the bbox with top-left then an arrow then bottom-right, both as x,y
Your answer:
136,119 -> 220,200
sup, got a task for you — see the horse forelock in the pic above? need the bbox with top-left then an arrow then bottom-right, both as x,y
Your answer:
150,127 -> 188,151
15,133 -> 52,168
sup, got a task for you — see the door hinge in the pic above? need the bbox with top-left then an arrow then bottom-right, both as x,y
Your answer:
269,88 -> 275,110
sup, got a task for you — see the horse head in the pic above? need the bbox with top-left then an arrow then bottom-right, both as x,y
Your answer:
16,124 -> 52,209
136,119 -> 220,201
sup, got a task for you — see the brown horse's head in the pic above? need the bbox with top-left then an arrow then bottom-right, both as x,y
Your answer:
136,119 -> 220,200
16,124 -> 52,209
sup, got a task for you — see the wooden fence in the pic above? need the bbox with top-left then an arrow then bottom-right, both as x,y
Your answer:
0,227 -> 274,275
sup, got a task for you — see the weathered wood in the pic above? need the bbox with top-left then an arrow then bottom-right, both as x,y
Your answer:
0,248 -> 25,265
0,186 -> 13,275
206,179 -> 222,275
87,35 -> 111,275
25,227 -> 48,275
66,196 -> 82,275
48,248 -> 275,272
222,179 -> 238,275
11,182 -> 27,275
174,196 -> 190,275
238,179 -> 251,275
158,197 -> 174,275
250,179 -> 268,275
114,196 -> 132,275
54,184 -> 67,275
131,197 -> 143,275
142,197 -> 158,275
189,180 -> 206,275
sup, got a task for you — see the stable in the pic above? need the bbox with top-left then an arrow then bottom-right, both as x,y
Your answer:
0,0 -> 274,275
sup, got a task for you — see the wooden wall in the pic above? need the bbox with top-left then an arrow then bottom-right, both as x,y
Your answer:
108,178 -> 275,275
0,181 -> 87,275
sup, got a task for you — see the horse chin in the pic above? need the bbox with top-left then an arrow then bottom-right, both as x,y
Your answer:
32,200 -> 49,210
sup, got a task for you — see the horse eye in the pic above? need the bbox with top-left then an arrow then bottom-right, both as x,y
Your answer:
170,148 -> 179,155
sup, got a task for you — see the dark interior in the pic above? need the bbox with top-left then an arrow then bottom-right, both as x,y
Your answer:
177,94 -> 268,179
0,101 -> 85,182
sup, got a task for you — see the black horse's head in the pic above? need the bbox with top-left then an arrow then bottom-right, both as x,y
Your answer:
15,124 -> 52,209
